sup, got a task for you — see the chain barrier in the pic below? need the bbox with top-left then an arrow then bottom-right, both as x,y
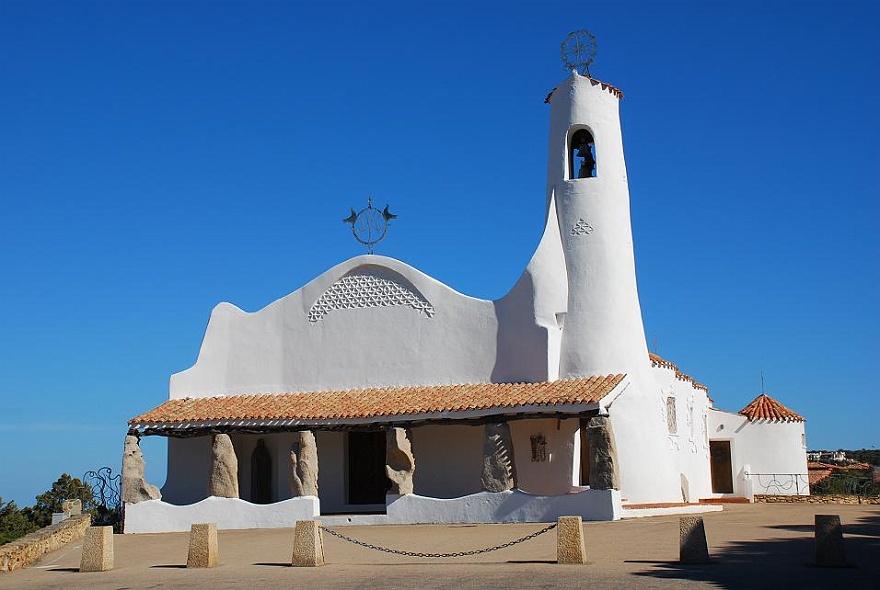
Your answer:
322,522 -> 557,558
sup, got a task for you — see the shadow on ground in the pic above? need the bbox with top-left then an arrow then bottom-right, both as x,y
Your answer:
631,511 -> 879,589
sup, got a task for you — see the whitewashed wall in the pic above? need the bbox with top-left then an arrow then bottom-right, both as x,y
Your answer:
161,436 -> 212,505
707,409 -> 809,496
510,418 -> 580,495
411,424 -> 483,498
646,363 -> 714,502
170,258 -> 558,399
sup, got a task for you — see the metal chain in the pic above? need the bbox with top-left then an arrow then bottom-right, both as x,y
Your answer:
322,522 -> 557,558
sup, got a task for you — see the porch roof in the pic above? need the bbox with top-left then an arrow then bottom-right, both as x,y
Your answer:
129,374 -> 626,436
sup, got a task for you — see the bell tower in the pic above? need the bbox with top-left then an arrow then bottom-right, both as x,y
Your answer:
545,35 -> 680,502
547,72 -> 649,380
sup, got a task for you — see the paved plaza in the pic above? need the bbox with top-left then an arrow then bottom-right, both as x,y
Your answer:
1,503 -> 877,589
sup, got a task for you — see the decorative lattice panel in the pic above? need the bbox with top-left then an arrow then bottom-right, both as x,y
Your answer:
570,219 -> 594,236
308,273 -> 435,322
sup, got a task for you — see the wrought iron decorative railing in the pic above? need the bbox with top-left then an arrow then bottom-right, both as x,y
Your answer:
83,467 -> 122,531
746,473 -> 810,495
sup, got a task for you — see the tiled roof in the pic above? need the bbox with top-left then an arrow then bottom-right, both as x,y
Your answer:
544,76 -> 624,103
649,352 -> 677,371
739,393 -> 805,423
129,374 -> 626,433
808,466 -> 833,487
648,353 -> 710,394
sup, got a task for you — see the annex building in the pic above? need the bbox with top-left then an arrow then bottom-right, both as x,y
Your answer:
123,64 -> 808,533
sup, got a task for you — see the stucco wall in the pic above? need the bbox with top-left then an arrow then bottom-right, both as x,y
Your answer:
707,408 -> 808,496
509,418 -> 579,495
162,436 -> 212,505
411,424 -> 483,499
647,364 -> 714,502
170,258 -> 556,399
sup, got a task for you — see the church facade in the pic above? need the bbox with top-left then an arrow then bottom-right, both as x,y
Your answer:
124,70 -> 808,533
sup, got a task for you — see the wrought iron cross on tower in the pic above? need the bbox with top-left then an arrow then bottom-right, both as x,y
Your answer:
343,197 -> 397,254
561,30 -> 598,77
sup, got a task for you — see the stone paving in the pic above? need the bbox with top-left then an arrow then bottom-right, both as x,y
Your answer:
1,503 -> 877,589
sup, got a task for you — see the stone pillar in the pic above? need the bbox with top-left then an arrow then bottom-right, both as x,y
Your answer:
481,422 -> 517,492
386,427 -> 415,495
679,516 -> 710,564
814,515 -> 847,567
290,431 -> 319,497
62,499 -> 83,516
122,434 -> 162,504
557,516 -> 587,564
209,434 -> 239,498
585,416 -> 620,490
80,526 -> 113,572
187,523 -> 219,568
291,520 -> 325,567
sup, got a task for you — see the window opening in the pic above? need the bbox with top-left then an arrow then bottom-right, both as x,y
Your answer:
569,129 -> 596,179
666,397 -> 678,435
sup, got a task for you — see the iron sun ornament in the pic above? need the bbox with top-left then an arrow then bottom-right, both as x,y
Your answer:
561,30 -> 597,77
343,197 -> 397,254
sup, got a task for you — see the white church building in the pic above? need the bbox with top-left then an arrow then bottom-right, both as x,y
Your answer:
123,65 -> 808,533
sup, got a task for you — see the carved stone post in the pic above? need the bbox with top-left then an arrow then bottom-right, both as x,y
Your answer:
585,416 -> 620,490
481,422 -> 517,492
290,431 -> 319,497
121,434 -> 161,503
209,434 -> 239,498
386,427 -> 414,495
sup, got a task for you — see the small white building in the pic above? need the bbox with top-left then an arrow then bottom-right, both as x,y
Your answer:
124,67 -> 808,533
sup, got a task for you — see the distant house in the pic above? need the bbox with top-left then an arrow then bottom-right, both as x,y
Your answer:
807,451 -> 847,463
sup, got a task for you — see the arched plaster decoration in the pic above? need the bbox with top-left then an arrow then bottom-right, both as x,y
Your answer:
307,271 -> 435,322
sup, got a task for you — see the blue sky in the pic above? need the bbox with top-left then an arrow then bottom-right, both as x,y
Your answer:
1,1 -> 877,506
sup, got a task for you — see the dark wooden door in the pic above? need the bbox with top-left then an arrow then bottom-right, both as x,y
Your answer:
709,440 -> 734,493
348,431 -> 389,505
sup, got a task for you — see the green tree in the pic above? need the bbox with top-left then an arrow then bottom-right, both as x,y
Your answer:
28,474 -> 95,528
0,497 -> 38,545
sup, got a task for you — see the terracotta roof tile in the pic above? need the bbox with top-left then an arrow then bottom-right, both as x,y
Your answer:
130,375 -> 626,431
648,353 -> 710,395
649,352 -> 678,371
739,393 -> 805,423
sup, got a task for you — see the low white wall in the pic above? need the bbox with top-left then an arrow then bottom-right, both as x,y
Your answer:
123,496 -> 320,533
385,489 -> 621,523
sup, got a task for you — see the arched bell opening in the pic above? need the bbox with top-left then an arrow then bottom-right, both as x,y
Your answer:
568,128 -> 596,180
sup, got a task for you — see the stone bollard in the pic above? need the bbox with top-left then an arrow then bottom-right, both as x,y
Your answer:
187,523 -> 219,568
814,515 -> 847,567
679,516 -> 710,564
291,520 -> 324,567
556,516 -> 587,564
80,526 -> 113,572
